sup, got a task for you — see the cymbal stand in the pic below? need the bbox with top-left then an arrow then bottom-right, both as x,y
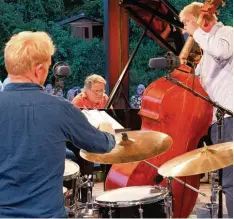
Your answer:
215,108 -> 225,218
205,171 -> 222,218
77,175 -> 98,218
143,160 -> 206,197
164,177 -> 173,218
67,175 -> 82,216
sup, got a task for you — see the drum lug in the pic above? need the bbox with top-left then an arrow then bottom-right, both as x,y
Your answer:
108,203 -> 114,218
138,203 -> 144,218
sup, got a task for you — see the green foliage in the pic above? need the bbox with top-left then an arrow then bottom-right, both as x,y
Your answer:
42,0 -> 65,21
0,0 -> 24,49
72,0 -> 104,20
0,0 -> 105,88
20,0 -> 47,22
63,0 -> 84,15
218,1 -> 233,26
59,38 -> 106,90
129,34 -> 167,96
0,0 -> 233,95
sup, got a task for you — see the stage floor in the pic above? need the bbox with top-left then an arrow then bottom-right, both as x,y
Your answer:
93,182 -> 228,218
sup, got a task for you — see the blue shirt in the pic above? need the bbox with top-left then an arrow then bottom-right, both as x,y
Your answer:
0,83 -> 115,217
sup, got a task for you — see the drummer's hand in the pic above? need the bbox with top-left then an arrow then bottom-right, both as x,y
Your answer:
99,122 -> 115,135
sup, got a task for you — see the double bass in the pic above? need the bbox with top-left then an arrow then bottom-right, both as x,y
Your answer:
105,0 -> 222,217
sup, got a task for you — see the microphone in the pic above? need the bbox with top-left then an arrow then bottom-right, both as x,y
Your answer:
52,62 -> 71,96
53,62 -> 71,78
149,51 -> 181,70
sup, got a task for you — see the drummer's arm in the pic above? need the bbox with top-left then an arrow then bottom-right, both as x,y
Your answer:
60,101 -> 116,153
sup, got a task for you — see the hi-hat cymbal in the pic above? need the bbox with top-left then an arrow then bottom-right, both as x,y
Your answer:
80,130 -> 173,164
158,142 -> 233,177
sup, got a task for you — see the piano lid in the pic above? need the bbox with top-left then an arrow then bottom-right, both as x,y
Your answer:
120,0 -> 185,55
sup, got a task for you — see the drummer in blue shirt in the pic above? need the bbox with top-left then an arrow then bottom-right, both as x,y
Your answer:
0,31 -> 116,218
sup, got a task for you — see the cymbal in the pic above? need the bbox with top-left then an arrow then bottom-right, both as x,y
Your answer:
158,142 -> 233,177
80,130 -> 173,164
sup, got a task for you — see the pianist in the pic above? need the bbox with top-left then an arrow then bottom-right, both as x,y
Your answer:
72,74 -> 108,109
69,74 -> 110,202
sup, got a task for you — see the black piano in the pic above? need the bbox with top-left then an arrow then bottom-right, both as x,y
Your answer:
104,0 -> 185,129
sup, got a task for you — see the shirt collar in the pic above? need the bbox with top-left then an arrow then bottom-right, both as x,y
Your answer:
4,83 -> 43,91
209,22 -> 223,35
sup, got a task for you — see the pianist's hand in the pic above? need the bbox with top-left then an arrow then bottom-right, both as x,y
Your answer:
99,122 -> 115,135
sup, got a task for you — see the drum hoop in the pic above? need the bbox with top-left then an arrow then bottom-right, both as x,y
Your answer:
95,193 -> 167,208
63,172 -> 79,181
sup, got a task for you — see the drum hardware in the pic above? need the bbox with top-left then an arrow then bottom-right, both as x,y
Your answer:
80,130 -> 173,164
138,203 -> 143,218
108,203 -> 113,219
78,206 -> 99,218
63,187 -> 71,208
144,160 -> 206,197
118,132 -> 135,146
164,177 -> 173,218
205,170 -> 222,218
83,175 -> 93,203
76,175 -> 99,218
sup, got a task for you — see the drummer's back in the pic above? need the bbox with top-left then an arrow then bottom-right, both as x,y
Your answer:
0,85 -> 67,217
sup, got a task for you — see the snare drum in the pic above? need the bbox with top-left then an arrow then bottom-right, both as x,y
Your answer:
95,186 -> 167,218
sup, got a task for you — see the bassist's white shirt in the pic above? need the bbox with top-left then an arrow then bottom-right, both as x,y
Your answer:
194,22 -> 233,123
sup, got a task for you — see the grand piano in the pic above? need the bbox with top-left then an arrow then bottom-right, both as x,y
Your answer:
103,0 -> 185,130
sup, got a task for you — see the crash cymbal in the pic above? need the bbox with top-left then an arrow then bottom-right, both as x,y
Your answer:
80,130 -> 173,164
158,142 -> 233,177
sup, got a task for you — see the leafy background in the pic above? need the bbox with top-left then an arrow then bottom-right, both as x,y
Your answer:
0,0 -> 232,97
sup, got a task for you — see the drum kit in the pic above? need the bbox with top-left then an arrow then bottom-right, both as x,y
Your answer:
63,130 -> 233,218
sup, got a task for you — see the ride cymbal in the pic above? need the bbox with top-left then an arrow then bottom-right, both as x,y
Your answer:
158,142 -> 233,177
80,130 -> 173,164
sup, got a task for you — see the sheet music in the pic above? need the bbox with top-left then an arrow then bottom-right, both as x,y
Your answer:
82,110 -> 124,130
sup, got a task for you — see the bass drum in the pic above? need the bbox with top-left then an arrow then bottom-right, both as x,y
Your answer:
105,70 -> 213,218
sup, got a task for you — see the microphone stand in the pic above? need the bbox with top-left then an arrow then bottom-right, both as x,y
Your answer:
53,77 -> 65,96
165,74 -> 233,117
214,108 -> 224,218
